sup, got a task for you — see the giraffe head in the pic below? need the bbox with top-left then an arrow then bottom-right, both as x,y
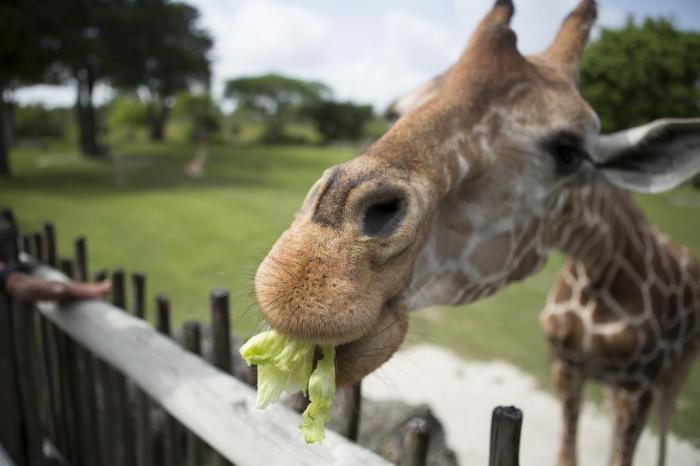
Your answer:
255,0 -> 700,385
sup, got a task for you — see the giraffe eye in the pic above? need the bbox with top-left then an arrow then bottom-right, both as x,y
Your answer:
554,144 -> 584,168
545,131 -> 588,174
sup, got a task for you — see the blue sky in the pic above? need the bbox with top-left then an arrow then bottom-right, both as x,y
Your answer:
16,0 -> 700,111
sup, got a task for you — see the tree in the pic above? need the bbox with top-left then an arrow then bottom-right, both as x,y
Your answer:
14,104 -> 68,141
308,101 -> 373,143
225,74 -> 331,143
173,91 -> 220,141
580,17 -> 700,132
174,91 -> 220,177
110,1 -> 212,141
48,0 -> 132,157
107,95 -> 148,142
0,0 -> 58,175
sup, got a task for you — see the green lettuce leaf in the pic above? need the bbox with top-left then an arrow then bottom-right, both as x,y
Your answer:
239,330 -> 336,443
299,345 -> 336,443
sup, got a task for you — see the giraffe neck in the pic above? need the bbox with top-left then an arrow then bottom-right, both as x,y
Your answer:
542,183 -> 700,389
545,184 -> 650,284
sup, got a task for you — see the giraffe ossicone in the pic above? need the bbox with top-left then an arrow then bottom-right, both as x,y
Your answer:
253,1 -> 700,465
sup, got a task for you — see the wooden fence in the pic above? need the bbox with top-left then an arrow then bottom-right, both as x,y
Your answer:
0,208 -> 523,466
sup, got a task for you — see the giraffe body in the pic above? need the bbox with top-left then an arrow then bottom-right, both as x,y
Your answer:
541,185 -> 700,466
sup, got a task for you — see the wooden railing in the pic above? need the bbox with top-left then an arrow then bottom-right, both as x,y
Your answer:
1,209 -> 525,466
1,261 -> 392,466
32,265 -> 391,466
0,211 -> 393,466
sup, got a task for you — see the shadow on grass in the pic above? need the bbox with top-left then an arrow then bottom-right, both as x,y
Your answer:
4,143 -> 354,195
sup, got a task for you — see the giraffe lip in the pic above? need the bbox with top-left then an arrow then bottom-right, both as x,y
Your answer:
315,297 -> 399,347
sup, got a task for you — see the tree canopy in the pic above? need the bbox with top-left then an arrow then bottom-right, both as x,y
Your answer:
580,17 -> 700,132
225,74 -> 331,142
308,101 -> 373,144
109,1 -> 212,141
0,0 -> 60,175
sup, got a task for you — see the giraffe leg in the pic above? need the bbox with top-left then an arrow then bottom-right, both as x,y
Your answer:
551,357 -> 585,466
656,340 -> 700,466
607,387 -> 654,466
656,388 -> 672,466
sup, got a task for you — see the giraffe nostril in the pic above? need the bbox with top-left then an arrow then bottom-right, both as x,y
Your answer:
362,196 -> 405,237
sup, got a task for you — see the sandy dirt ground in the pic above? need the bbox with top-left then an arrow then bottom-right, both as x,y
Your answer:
363,345 -> 700,466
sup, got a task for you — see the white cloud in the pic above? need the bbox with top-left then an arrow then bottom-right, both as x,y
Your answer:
12,1 -> 691,112
598,6 -> 627,29
384,10 -> 455,74
214,0 -> 331,73
317,10 -> 457,109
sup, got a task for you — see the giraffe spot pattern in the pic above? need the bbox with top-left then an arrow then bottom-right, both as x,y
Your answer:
540,185 -> 700,391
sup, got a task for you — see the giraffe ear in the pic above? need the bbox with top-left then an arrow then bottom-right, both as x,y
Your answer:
592,118 -> 700,194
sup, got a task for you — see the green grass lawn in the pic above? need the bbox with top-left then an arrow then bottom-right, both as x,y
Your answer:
2,141 -> 699,445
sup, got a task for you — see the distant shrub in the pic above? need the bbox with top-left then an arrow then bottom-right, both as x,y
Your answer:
173,91 -> 223,143
14,104 -> 68,141
107,96 -> 148,130
309,101 -> 373,144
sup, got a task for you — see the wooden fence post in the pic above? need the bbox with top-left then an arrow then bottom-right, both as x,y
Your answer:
347,382 -> 362,442
156,295 -> 181,466
1,208 -> 19,261
210,290 -> 234,466
21,235 -> 32,256
111,270 -> 135,466
156,295 -> 171,335
131,273 -> 146,320
74,237 -> 88,282
0,292 -> 26,466
75,344 -> 101,466
13,300 -> 47,466
59,259 -> 74,279
399,417 -> 429,466
112,269 -> 126,309
210,289 -> 231,373
32,232 -> 44,262
488,406 -> 523,466
42,223 -> 57,267
183,321 -> 203,466
43,320 -> 68,457
131,273 -> 152,466
55,330 -> 80,464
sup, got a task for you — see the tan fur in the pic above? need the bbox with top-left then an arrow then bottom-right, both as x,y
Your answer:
254,2 -> 699,464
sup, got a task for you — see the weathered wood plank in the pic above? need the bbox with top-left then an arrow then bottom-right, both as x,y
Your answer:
55,331 -> 80,464
111,270 -> 135,466
183,321 -> 203,466
12,300 -> 44,466
34,266 -> 393,466
0,293 -> 26,466
75,346 -> 101,466
44,320 -> 68,457
96,359 -> 117,466
131,273 -> 152,466
31,312 -> 55,447
155,295 -> 181,466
